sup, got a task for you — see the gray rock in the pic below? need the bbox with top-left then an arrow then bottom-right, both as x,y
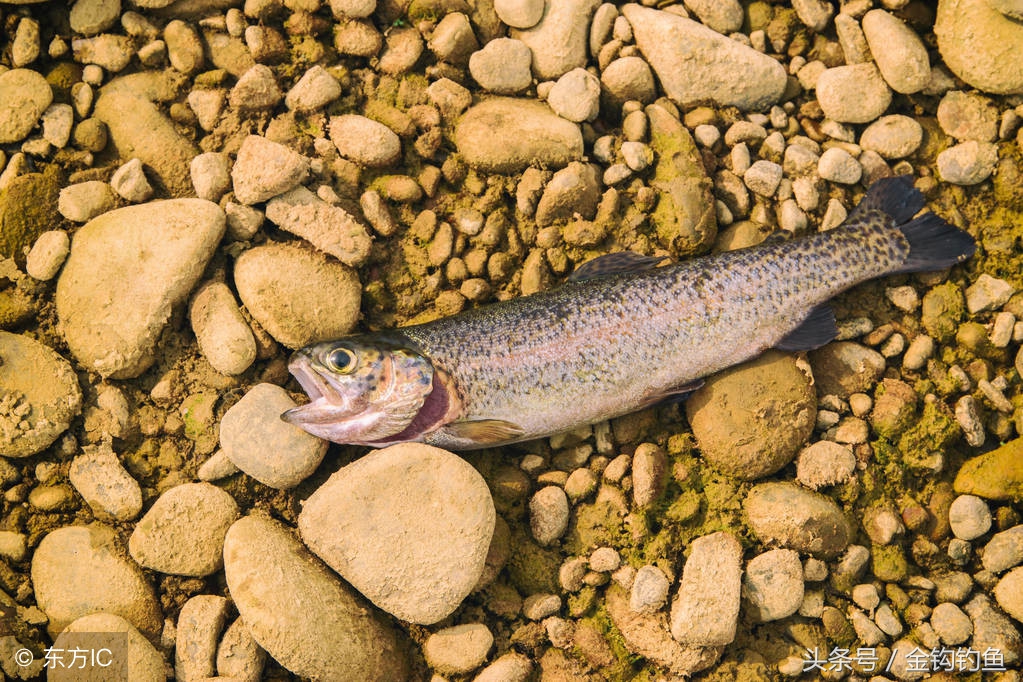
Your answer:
510,0 -> 601,79
175,595 -> 229,681
31,524 -> 163,638
630,564 -> 671,614
935,0 -> 1023,95
468,38 -> 533,94
455,98 -> 583,173
56,199 -> 225,378
285,65 -> 342,112
548,68 -> 600,122
25,229 -> 70,281
965,273 -> 1015,314
743,549 -> 804,622
68,442 -> 142,521
423,623 -> 494,675
682,0 -> 743,34
231,135 -> 309,205
129,482 -> 239,576
860,115 -> 923,159
816,63 -> 892,123
220,383 -> 327,489
57,181 -> 117,223
861,9 -> 930,93
189,281 -> 256,376
624,4 -> 786,110
817,147 -> 862,184
670,531 -> 742,645
930,602 -> 973,645
982,526 -> 1023,573
530,485 -> 570,545
50,613 -> 164,682
746,482 -> 852,557
224,515 -> 410,680
938,141 -> 999,185
330,114 -> 402,167
0,331 -> 82,458
948,494 -> 992,541
265,185 -> 372,266
233,242 -> 361,348
299,443 -> 495,625
796,441 -> 855,489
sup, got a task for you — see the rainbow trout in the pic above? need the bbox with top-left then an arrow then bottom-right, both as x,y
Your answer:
283,177 -> 974,449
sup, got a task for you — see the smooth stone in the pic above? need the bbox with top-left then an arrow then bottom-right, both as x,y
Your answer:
70,0 -> 122,36
743,549 -> 804,622
468,37 -> 533,94
219,383 -> 327,489
216,618 -> 266,681
746,481 -> 852,557
669,531 -> 742,646
993,567 -> 1023,624
50,613 -> 164,682
56,199 -> 224,379
190,151 -> 231,202
93,91 -> 198,196
230,134 -> 309,205
816,63 -> 892,123
0,331 -> 82,457
299,443 -> 495,625
683,0 -> 743,34
687,352 -> 816,480
423,623 -> 494,675
629,564 -> 671,614
937,90 -> 999,141
129,482 -> 239,576
329,114 -> 402,167
817,147 -> 862,184
530,485 -> 570,545
861,9 -> 930,93
41,103 -> 74,148
31,524 -> 163,638
547,68 -> 600,122
224,515 -> 410,680
189,281 -> 256,376
954,438 -> 1023,501
233,242 -> 361,348
935,0 -> 1023,94
937,141 -> 999,185
600,56 -> 657,106
623,4 -> 786,110
0,68 -> 53,144
535,161 -> 601,226
454,98 -> 583,173
265,185 -> 373,267
809,341 -> 886,398
860,115 -> 923,159
981,526 -> 1023,574
68,442 -> 142,521
931,602 -> 973,645
796,440 -> 856,489
25,229 -> 70,281
510,0 -> 601,79
57,181 -> 117,222
494,0 -> 545,29
632,442 -> 667,508
285,64 -> 342,112
948,494 -> 992,541
72,34 -> 134,71
474,652 -> 534,682
165,19 -> 205,73
175,595 -> 229,681
110,157 -> 154,202
965,273 -> 1014,313
330,0 -> 376,19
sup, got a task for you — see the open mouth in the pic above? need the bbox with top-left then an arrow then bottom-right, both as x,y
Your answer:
288,354 -> 332,404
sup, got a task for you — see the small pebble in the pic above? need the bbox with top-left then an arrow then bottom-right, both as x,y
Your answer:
530,486 -> 570,546
175,595 -> 230,681
817,147 -> 862,184
68,442 -> 142,521
743,549 -> 804,622
629,565 -> 670,614
930,602 -> 973,645
965,274 -> 1015,314
937,141 -> 999,185
25,230 -> 71,281
744,160 -> 783,197
795,440 -> 855,489
110,157 -> 153,202
423,623 -> 494,675
589,547 -> 621,573
522,593 -> 562,620
981,526 -> 1023,573
58,180 -> 117,222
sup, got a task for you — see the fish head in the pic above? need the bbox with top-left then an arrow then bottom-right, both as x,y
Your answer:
282,336 -> 438,444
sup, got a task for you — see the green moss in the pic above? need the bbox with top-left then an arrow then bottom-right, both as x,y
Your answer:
871,543 -> 909,582
563,498 -> 631,557
0,169 -> 62,267
920,282 -> 965,344
505,528 -> 561,594
896,401 -> 959,468
179,392 -> 219,444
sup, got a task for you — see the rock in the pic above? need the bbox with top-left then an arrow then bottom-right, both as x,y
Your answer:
963,594 -> 1022,666
687,351 -> 816,480
510,0 -> 601,79
860,115 -> 923,159
0,68 -> 53,144
333,18 -> 383,58
378,26 -> 423,75
299,443 -> 495,625
56,199 -> 225,378
746,481 -> 851,557
468,37 -> 533,94
165,19 -> 205,73
233,242 -> 361,348
535,162 -> 600,226
110,158 -> 154,203
743,549 -> 804,622
129,482 -> 239,576
189,281 -> 256,376
817,147 -> 862,184
11,16 -> 39,67
0,331 -> 82,457
494,0 -> 545,29
630,564 -> 671,614
190,151 -> 232,202
994,567 -> 1023,624
423,623 -> 494,675
600,56 -> 657,106
57,181 -> 117,223
861,9 -> 930,93
229,64 -> 283,111
623,4 -> 786,110
31,524 -> 163,638
285,65 -> 342,112
329,114 -> 402,167
25,229 -> 70,281
955,438 -> 1023,502
965,273 -> 1014,313
796,440 -> 855,489
216,617 -> 266,681
93,91 -> 199,197
68,442 -> 142,521
670,531 -> 742,646
72,34 -> 134,71
219,383 -> 327,489
981,526 -> 1023,573
935,0 -> 1023,95
50,613 -> 164,682
69,0 -> 121,36
224,515 -> 410,680
454,98 -> 583,173
683,0 -> 744,34
948,494 -> 992,541
744,160 -> 783,197
523,593 -> 560,619
265,185 -> 373,266
428,12 -> 479,65
475,652 -> 534,682
792,0 -> 834,32
0,170 -> 61,266
330,0 -> 376,18
548,68 -> 600,122
230,135 -> 309,205
937,141 -> 999,185
41,103 -> 74,148
530,485 -> 570,545
937,91 -> 999,141
632,442 -> 667,508
810,341 -> 886,398
815,63 -> 892,123
930,602 -> 973,645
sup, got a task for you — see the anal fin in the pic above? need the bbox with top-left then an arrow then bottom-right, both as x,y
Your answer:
441,419 -> 525,445
569,252 -> 668,282
776,305 -> 838,352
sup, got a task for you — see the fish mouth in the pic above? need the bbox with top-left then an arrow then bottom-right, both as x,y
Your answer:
281,353 -> 351,426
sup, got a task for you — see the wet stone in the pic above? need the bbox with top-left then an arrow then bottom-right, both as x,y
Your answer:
746,482 -> 852,557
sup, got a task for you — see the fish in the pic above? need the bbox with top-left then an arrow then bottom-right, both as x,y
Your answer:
282,176 -> 975,450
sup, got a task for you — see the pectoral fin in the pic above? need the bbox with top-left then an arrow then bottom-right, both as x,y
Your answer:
776,305 -> 838,352
441,419 -> 525,445
569,251 -> 668,282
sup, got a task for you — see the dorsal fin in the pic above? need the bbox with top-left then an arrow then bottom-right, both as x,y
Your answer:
569,252 -> 668,282
776,305 -> 838,352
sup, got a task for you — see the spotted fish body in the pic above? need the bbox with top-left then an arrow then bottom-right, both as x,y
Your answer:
284,177 -> 975,450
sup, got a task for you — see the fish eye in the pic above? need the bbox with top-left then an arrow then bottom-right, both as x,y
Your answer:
325,347 -> 357,374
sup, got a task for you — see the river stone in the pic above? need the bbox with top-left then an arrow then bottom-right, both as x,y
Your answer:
686,351 -> 815,480
55,199 -> 225,379
935,0 -> 1023,95
330,114 -> 402,167
745,482 -> 852,557
743,549 -> 804,622
510,0 -> 601,79
623,4 -> 787,111
129,482 -> 239,576
31,524 -> 163,638
219,383 -> 327,489
231,134 -> 310,205
669,531 -> 742,646
0,331 -> 82,458
815,63 -> 893,124
265,185 -> 372,266
224,515 -> 410,680
809,341 -> 886,398
93,91 -> 199,197
0,169 -> 62,267
189,281 -> 256,376
0,68 -> 53,144
954,438 -> 1023,501
50,613 -> 165,682
233,242 -> 361,348
454,98 -> 583,173
68,442 -> 143,521
299,443 -> 496,625
861,9 -> 930,94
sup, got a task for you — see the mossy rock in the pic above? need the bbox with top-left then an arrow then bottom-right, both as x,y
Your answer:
871,543 -> 909,583
921,281 -> 965,344
953,438 -> 1023,501
897,400 -> 959,467
506,527 -> 560,594
0,169 -> 62,267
